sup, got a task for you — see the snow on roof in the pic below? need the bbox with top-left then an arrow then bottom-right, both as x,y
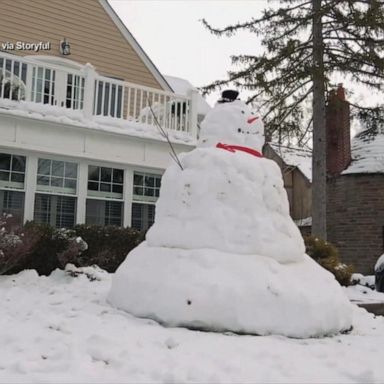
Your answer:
343,129 -> 384,175
165,75 -> 211,116
269,143 -> 312,181
294,216 -> 312,227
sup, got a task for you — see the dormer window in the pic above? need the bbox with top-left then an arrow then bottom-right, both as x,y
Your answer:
26,56 -> 85,109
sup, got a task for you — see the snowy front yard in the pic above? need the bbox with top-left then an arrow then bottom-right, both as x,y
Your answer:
1,267 -> 384,383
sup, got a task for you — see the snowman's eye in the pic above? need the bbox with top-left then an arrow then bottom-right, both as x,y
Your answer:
251,112 -> 255,115
241,110 -> 245,114
238,128 -> 241,133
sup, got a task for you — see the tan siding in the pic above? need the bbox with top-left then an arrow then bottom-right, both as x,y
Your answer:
0,0 -> 164,89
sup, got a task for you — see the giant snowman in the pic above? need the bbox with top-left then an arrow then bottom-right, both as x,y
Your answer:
108,91 -> 353,338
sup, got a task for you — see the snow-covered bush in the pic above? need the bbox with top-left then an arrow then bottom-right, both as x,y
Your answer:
0,214 -> 40,275
304,235 -> 353,286
72,225 -> 143,272
0,218 -> 87,276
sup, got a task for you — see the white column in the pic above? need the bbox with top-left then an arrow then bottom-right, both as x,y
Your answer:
188,89 -> 198,140
25,64 -> 34,102
83,63 -> 96,120
23,154 -> 38,223
123,168 -> 134,227
76,162 -> 88,224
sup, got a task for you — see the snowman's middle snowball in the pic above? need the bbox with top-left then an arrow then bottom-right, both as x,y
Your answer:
146,147 -> 305,264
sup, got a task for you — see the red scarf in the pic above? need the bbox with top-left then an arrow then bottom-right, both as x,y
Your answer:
216,142 -> 263,158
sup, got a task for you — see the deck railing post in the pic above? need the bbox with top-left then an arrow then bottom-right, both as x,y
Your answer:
83,63 -> 96,120
188,89 -> 198,140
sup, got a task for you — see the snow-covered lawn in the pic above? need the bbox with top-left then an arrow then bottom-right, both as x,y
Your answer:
1,266 -> 384,384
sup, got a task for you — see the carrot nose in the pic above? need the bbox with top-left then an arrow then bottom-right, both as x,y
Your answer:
247,116 -> 259,124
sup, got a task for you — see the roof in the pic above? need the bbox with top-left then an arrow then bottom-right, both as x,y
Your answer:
100,0 -> 172,92
268,143 -> 312,181
343,128 -> 384,175
164,75 -> 211,116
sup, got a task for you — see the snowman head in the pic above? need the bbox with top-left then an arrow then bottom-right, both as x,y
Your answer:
198,97 -> 264,151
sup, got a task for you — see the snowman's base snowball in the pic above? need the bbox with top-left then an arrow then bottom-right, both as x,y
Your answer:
108,243 -> 353,338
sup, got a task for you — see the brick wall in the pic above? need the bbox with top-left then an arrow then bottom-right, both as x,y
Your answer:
326,85 -> 351,176
327,174 -> 384,274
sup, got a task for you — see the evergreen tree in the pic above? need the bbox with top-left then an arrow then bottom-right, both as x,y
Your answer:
202,0 -> 384,239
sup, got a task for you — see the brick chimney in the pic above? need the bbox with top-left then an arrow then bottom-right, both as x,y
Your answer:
326,84 -> 351,176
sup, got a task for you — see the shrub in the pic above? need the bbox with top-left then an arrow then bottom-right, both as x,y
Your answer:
0,217 -> 87,276
0,214 -> 40,275
304,235 -> 353,286
72,225 -> 143,272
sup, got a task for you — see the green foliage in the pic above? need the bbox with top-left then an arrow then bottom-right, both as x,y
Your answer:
304,235 -> 353,286
202,0 -> 384,143
72,225 -> 143,272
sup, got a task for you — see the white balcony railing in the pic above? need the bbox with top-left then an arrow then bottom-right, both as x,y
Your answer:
0,52 -> 198,139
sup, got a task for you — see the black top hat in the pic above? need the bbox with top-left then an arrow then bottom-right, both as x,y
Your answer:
217,90 -> 239,104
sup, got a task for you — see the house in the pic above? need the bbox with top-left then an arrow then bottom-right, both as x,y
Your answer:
263,143 -> 312,227
326,85 -> 384,274
0,0 -> 199,232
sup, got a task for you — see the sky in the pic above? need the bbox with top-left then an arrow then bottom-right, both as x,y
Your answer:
109,0 -> 381,136
109,0 -> 267,106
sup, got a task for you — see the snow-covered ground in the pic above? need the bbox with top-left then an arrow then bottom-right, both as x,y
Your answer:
2,266 -> 384,384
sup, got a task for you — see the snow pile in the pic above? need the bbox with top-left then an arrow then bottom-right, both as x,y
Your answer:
109,98 -> 353,338
375,254 -> 384,272
345,283 -> 384,304
1,268 -> 383,383
343,129 -> 384,174
165,75 -> 211,116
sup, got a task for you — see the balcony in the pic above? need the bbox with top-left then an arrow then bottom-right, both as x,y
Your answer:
0,52 -> 198,143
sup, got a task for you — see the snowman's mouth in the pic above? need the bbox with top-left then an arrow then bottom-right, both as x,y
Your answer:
237,128 -> 258,135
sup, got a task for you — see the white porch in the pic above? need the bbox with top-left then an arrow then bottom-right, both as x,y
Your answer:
0,51 -> 199,142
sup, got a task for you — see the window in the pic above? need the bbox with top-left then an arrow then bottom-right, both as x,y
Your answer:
132,171 -> 161,231
37,159 -> 77,194
66,74 -> 84,110
86,165 -> 124,226
0,190 -> 24,225
86,199 -> 123,226
131,203 -> 155,231
34,194 -> 76,228
133,172 -> 161,202
0,58 -> 27,101
31,66 -> 55,105
87,165 -> 124,199
0,153 -> 26,189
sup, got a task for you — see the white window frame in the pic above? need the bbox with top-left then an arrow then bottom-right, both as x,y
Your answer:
131,170 -> 162,230
132,171 -> 161,203
0,153 -> 27,190
33,156 -> 79,228
87,165 -> 124,200
36,158 -> 78,196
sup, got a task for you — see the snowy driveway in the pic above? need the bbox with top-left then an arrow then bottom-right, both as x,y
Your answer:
1,267 -> 384,383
